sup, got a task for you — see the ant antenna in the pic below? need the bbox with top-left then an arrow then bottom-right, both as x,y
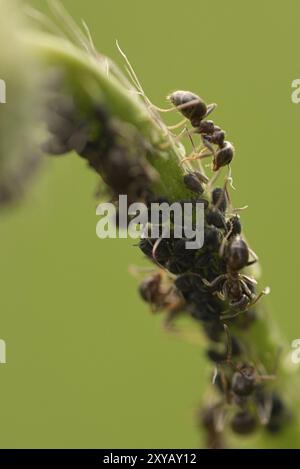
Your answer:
116,40 -> 146,97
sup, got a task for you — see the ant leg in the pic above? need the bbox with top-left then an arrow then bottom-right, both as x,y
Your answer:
179,134 -> 214,166
216,365 -> 232,404
185,126 -> 208,175
149,104 -> 178,113
158,128 -> 187,149
213,186 -> 228,212
202,136 -> 216,158
167,118 -> 188,130
149,97 -> 202,114
240,279 -> 254,298
231,205 -> 249,214
219,236 -> 229,258
259,373 -> 276,382
242,275 -> 257,287
202,274 -> 227,290
219,216 -> 238,258
246,259 -> 258,267
230,294 -> 250,311
220,310 -> 241,321
222,165 -> 234,211
179,150 -> 212,167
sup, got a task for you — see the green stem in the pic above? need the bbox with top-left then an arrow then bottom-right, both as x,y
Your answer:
24,30 -> 300,449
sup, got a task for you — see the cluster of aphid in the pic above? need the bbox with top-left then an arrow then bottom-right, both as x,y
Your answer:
42,74 -> 154,205
138,91 -> 288,445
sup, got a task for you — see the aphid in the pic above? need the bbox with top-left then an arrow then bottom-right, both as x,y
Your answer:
203,235 -> 269,318
231,410 -> 257,435
212,187 -> 227,213
204,226 -> 222,251
203,320 -> 224,343
206,208 -> 227,230
165,238 -> 196,274
178,198 -> 209,211
168,91 -> 216,127
183,172 -> 204,194
188,286 -> 224,322
174,273 -> 199,299
206,349 -> 228,364
207,331 -> 241,364
226,215 -> 242,237
139,237 -> 155,258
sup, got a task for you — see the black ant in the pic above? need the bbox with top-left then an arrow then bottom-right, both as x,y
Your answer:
203,235 -> 269,319
168,91 -> 235,172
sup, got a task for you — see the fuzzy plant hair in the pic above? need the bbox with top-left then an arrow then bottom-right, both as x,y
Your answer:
2,0 -> 300,449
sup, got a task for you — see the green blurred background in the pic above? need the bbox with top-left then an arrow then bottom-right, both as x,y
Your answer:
0,0 -> 299,448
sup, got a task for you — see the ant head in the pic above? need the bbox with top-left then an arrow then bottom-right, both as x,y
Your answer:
227,215 -> 242,237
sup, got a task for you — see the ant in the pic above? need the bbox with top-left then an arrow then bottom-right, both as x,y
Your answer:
203,235 -> 269,320
168,91 -> 235,172
114,46 -> 234,173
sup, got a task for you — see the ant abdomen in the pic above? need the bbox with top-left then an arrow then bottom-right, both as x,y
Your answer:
168,90 -> 208,124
